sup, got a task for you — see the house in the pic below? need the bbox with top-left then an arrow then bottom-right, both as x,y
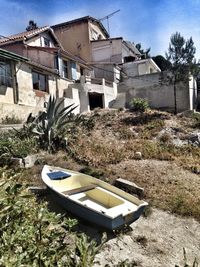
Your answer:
91,38 -> 141,64
52,17 -> 160,83
0,26 -> 118,120
52,16 -> 109,62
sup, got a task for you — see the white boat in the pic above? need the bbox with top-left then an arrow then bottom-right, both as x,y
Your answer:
42,165 -> 148,230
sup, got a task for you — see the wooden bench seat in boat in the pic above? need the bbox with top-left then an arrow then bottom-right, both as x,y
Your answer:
62,184 -> 96,196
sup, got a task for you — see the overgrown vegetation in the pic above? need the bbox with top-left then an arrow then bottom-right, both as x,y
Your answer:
0,174 -> 106,266
0,131 -> 37,166
1,115 -> 22,124
26,96 -> 77,153
129,98 -> 149,112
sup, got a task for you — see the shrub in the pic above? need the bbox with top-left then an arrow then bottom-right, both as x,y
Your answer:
26,96 -> 77,153
0,177 -> 106,266
1,115 -> 22,124
129,98 -> 149,112
192,112 -> 200,128
0,133 -> 38,166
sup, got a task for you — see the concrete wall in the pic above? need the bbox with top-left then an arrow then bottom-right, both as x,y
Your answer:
92,64 -> 120,83
91,39 -> 123,63
123,59 -> 161,77
120,72 -> 193,112
91,39 -> 140,64
69,78 -> 117,113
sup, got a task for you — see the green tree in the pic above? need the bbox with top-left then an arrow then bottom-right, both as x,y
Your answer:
152,55 -> 172,71
26,20 -> 38,31
165,32 -> 197,114
135,43 -> 151,59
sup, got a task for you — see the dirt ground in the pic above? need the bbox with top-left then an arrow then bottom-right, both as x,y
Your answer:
94,208 -> 200,267
41,157 -> 200,267
18,109 -> 200,266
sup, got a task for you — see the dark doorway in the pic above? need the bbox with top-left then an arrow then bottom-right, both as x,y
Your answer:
88,92 -> 104,110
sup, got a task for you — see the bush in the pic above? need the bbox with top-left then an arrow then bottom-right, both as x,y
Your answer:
0,132 -> 38,166
1,115 -> 22,124
129,98 -> 149,112
0,177 -> 106,266
17,96 -> 77,153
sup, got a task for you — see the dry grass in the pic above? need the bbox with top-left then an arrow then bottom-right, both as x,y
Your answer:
65,109 -> 200,221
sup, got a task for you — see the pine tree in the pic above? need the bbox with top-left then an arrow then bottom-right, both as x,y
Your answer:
135,43 -> 151,59
166,32 -> 197,114
26,20 -> 38,31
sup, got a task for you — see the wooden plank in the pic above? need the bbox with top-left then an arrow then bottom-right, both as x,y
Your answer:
62,184 -> 96,196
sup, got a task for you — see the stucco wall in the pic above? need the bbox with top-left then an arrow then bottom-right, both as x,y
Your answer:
123,60 -> 160,78
27,33 -> 56,48
0,102 -> 44,122
91,39 -> 123,63
26,48 -> 55,69
17,63 -> 36,106
120,72 -> 192,112
57,77 -> 73,98
53,21 -> 91,61
88,21 -> 107,41
0,86 -> 14,104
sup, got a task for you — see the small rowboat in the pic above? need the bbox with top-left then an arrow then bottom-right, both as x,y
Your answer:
42,165 -> 148,230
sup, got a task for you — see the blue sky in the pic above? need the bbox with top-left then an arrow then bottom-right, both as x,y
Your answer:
1,0 -> 200,58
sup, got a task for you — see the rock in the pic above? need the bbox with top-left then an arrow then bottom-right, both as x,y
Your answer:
188,132 -> 200,146
11,154 -> 38,168
115,178 -> 144,197
134,151 -> 142,160
23,154 -> 38,168
10,157 -> 24,168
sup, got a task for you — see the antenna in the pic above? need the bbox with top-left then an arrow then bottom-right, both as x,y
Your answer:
99,9 -> 120,36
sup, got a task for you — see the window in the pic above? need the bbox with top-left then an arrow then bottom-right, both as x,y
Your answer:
0,59 -> 12,87
91,29 -> 98,40
62,60 -> 69,79
43,37 -> 50,47
32,71 -> 48,92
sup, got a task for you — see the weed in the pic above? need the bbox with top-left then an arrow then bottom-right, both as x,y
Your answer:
159,132 -> 172,143
1,115 -> 22,124
79,166 -> 105,179
192,112 -> 200,128
0,177 -> 107,266
175,247 -> 199,267
135,235 -> 148,247
129,98 -> 149,112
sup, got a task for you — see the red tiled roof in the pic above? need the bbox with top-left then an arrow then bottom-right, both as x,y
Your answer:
0,26 -> 50,44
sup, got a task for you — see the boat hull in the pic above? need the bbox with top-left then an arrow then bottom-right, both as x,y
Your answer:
48,186 -> 146,231
42,165 -> 148,231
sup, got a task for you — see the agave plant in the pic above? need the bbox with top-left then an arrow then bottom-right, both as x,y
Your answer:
31,96 -> 77,153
